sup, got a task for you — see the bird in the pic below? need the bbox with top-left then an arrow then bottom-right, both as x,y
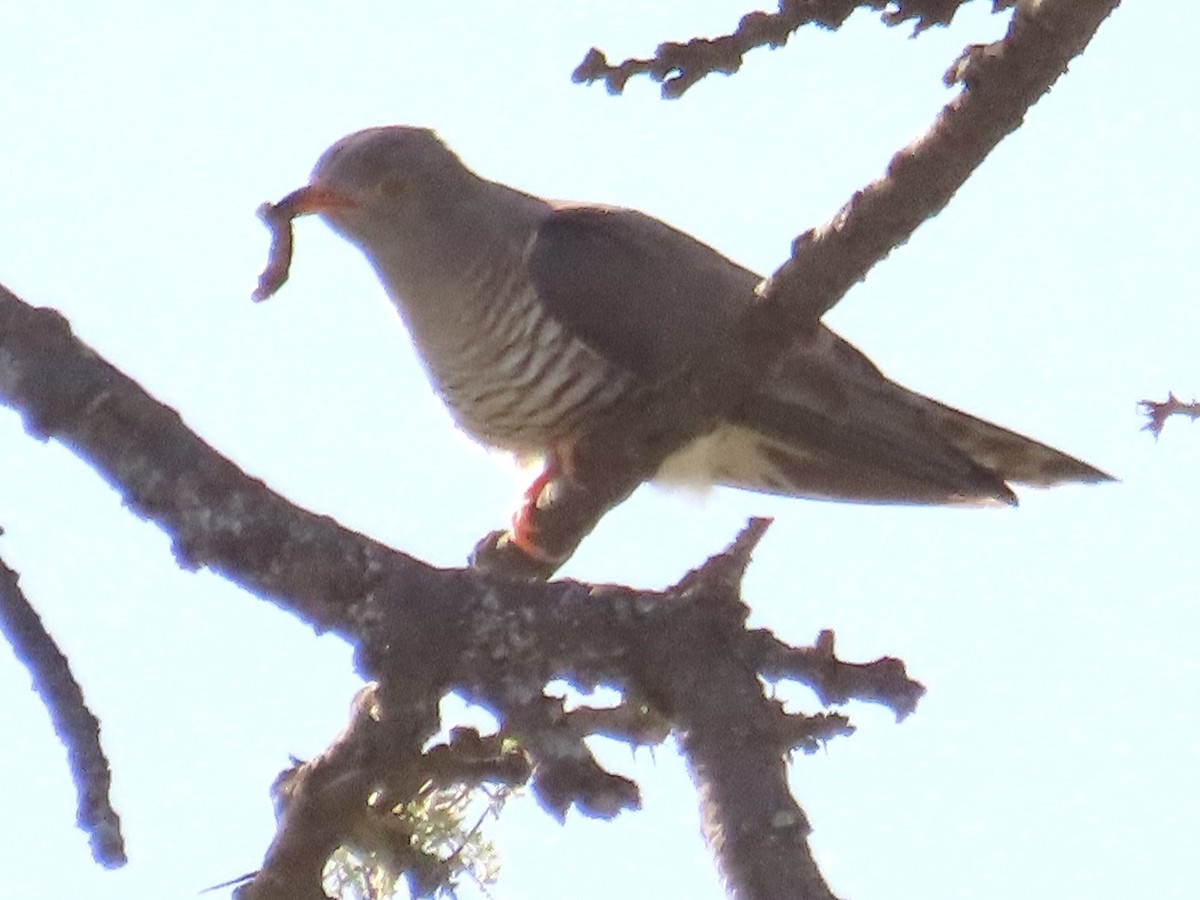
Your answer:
258,125 -> 1111,560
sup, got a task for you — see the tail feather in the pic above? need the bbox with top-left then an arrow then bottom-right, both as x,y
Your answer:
914,395 -> 1112,488
654,330 -> 1113,506
705,410 -> 1022,507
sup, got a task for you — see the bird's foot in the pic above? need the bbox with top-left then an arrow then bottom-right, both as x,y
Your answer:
508,464 -> 564,563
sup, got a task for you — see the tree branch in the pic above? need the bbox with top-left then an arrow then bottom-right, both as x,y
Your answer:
1139,392 -> 1200,439
759,0 -> 1122,326
643,521 -> 838,900
573,0 -> 985,99
1,283 -> 921,898
0,547 -> 125,868
0,2 -> 1121,894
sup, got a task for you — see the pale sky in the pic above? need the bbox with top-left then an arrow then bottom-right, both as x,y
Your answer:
2,3 -> 1197,899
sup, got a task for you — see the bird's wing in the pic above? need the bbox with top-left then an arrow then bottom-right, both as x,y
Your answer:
528,204 -> 756,382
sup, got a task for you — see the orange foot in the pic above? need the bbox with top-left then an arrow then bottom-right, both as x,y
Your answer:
508,448 -> 573,563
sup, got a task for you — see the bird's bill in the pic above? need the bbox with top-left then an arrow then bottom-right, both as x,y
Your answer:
274,183 -> 357,218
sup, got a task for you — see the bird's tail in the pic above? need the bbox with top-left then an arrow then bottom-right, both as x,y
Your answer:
656,334 -> 1113,506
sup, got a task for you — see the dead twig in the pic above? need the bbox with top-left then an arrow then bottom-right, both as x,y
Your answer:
1140,392 -> 1200,439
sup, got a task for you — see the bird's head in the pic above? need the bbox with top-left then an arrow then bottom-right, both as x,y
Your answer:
278,126 -> 472,246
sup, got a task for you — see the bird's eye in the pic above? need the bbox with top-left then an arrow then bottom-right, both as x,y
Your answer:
378,176 -> 410,199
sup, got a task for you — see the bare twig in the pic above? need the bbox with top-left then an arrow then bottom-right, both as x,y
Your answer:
758,629 -> 927,720
564,702 -> 672,746
574,0 -> 985,98
0,550 -> 125,867
424,727 -> 532,789
1140,392 -> 1200,439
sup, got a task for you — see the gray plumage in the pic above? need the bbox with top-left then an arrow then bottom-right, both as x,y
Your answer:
296,125 -> 1111,506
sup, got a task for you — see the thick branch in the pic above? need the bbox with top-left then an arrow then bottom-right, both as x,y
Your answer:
641,523 -> 836,900
0,285 -> 435,636
1,284 -> 923,899
236,688 -> 389,900
759,0 -> 1122,326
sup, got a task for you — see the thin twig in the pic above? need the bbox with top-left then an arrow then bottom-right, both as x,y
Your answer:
0,550 -> 125,867
573,0 -> 981,98
1140,392 -> 1200,439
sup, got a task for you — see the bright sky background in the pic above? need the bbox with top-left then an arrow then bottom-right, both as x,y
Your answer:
2,3 -> 1196,899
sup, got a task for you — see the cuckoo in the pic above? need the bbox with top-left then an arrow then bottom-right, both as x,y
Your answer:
254,126 -> 1110,560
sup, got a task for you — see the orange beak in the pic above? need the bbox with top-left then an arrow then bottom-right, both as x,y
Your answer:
274,182 -> 357,218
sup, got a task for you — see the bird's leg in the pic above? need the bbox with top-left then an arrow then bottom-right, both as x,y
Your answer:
508,447 -> 574,563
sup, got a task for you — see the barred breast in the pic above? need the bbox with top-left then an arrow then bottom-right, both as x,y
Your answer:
416,242 -> 637,456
